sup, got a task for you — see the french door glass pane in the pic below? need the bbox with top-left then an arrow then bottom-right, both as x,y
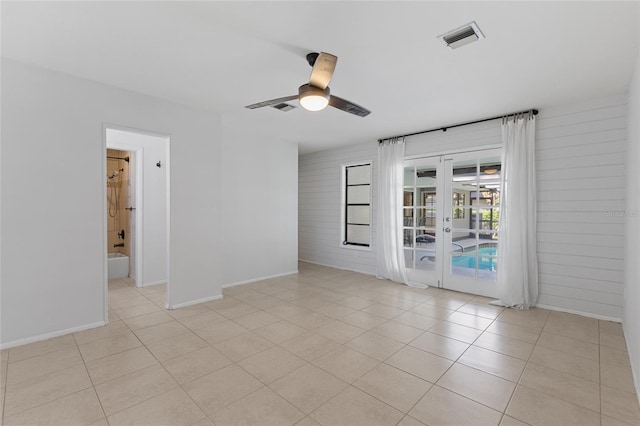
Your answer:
404,249 -> 414,268
403,229 -> 414,248
403,208 -> 414,227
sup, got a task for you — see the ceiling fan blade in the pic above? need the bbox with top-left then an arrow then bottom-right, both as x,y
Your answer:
329,95 -> 371,117
245,95 -> 298,109
309,52 -> 337,90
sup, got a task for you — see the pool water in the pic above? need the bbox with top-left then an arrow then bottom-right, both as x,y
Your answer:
451,246 -> 497,271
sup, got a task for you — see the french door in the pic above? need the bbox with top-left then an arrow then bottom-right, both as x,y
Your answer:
403,149 -> 501,297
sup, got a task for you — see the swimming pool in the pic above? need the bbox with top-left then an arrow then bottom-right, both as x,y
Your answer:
451,245 -> 497,271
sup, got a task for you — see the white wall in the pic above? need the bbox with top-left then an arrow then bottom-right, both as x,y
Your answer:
0,59 -> 223,346
299,94 -> 627,320
299,143 -> 378,275
107,128 -> 167,286
220,128 -> 299,286
535,95 -> 626,319
624,52 -> 640,403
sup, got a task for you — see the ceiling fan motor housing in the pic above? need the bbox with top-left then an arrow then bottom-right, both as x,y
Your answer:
298,84 -> 330,111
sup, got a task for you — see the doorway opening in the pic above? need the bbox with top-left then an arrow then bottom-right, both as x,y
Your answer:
106,149 -> 134,281
104,126 -> 170,321
403,148 -> 501,297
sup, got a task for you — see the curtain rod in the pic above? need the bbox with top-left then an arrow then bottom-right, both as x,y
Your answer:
378,108 -> 538,143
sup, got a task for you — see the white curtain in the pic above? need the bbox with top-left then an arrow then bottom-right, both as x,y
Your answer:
376,138 -> 410,285
494,112 -> 538,309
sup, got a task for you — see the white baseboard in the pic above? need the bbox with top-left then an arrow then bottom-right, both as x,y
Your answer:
222,270 -> 299,289
298,259 -> 375,277
141,280 -> 166,287
167,294 -> 222,310
535,303 -> 622,323
0,321 -> 107,350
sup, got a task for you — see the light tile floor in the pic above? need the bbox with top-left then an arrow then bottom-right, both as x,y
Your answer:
1,262 -> 639,425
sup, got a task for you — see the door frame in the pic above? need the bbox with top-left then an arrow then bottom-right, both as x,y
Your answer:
102,124 -> 171,323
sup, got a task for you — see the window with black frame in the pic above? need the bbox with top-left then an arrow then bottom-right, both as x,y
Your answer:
343,163 -> 371,247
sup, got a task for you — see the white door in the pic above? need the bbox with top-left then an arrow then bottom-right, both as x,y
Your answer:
403,149 -> 501,297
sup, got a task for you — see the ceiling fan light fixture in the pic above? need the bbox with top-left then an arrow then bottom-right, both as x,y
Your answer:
299,84 -> 330,111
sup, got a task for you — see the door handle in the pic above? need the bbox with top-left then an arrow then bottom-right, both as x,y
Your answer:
444,227 -> 451,233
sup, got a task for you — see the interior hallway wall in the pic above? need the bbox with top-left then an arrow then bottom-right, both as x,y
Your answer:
220,126 -> 299,286
624,51 -> 640,403
0,59 -> 222,346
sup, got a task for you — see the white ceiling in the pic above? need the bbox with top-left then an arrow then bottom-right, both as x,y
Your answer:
2,1 -> 638,154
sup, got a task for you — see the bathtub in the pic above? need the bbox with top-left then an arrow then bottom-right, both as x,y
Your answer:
108,252 -> 129,279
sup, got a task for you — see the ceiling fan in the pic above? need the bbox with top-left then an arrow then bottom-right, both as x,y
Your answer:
245,52 -> 371,117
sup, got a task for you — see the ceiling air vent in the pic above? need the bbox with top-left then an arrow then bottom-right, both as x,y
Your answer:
439,21 -> 484,50
272,103 -> 295,112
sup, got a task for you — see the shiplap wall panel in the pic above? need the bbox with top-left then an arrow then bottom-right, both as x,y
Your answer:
299,143 -> 378,274
535,94 -> 626,319
299,93 -> 627,319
